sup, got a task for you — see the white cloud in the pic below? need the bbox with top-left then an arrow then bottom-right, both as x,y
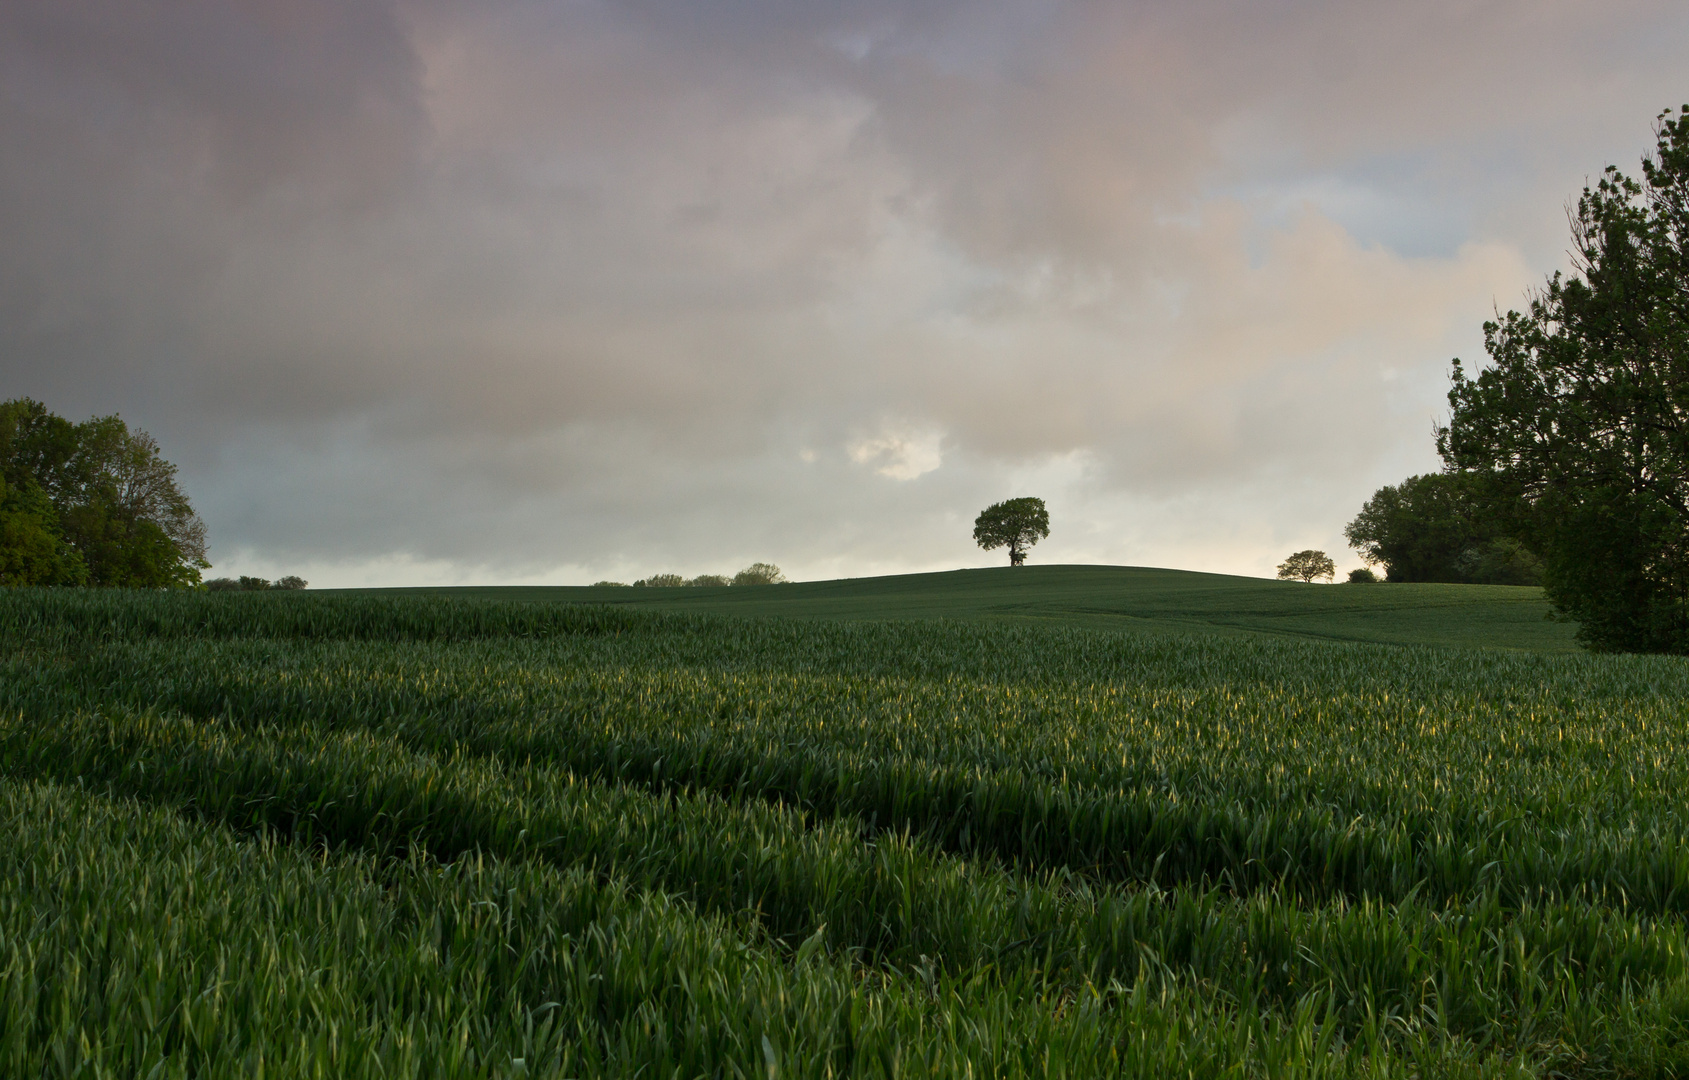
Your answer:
848,421 -> 946,481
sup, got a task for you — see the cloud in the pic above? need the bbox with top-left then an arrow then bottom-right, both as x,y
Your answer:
2,0 -> 1687,584
848,421 -> 945,480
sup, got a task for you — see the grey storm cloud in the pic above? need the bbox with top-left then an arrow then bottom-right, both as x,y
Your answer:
3,0 -> 1688,585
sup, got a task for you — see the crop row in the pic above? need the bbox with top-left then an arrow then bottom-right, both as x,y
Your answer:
21,633 -> 1689,913
6,586 -> 1687,700
0,586 -> 666,646
4,711 -> 1684,1070
10,589 -> 1689,1074
14,776 -> 1406,1079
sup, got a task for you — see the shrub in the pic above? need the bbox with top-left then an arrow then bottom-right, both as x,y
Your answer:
687,574 -> 732,588
593,580 -> 630,587
634,574 -> 685,588
1347,568 -> 1379,584
274,576 -> 308,590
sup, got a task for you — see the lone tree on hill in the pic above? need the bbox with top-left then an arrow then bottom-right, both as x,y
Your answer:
974,497 -> 1049,566
1439,106 -> 1689,652
1278,550 -> 1335,583
733,562 -> 787,585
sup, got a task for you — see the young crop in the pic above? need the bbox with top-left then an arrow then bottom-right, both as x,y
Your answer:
6,588 -> 1689,1075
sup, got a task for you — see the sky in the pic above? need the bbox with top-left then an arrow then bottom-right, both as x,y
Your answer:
3,1 -> 1687,587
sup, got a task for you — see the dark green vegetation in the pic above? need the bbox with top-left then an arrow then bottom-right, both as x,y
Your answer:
5,587 -> 1688,1076
1346,474 -> 1543,586
361,564 -> 1580,652
1385,105 -> 1689,653
0,398 -> 207,588
205,574 -> 309,591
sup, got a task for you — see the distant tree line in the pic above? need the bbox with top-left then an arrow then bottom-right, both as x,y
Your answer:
1346,106 -> 1689,653
1344,473 -> 1543,586
205,575 -> 307,591
595,563 -> 788,588
1,398 -> 207,588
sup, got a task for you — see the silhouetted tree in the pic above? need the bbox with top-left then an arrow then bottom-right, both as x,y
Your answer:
1278,550 -> 1335,583
973,497 -> 1049,566
1344,473 -> 1541,585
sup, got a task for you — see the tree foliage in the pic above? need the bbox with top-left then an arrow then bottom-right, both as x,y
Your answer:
1438,107 -> 1689,652
1277,550 -> 1335,584
0,475 -> 86,587
206,575 -> 307,592
0,399 -> 207,588
973,498 -> 1049,566
631,564 -> 786,588
732,562 -> 787,586
1344,473 -> 1542,585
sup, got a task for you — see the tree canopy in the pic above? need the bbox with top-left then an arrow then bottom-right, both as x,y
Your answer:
1277,550 -> 1335,583
1343,473 -> 1542,585
973,498 -> 1049,566
0,399 -> 207,588
732,562 -> 787,586
630,564 -> 786,588
1438,107 -> 1689,652
206,575 -> 307,591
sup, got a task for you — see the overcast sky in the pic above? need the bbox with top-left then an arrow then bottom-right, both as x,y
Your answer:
3,1 -> 1686,586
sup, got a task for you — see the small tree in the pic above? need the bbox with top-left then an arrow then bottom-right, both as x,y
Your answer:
274,575 -> 308,590
687,574 -> 731,587
634,573 -> 685,588
1278,550 -> 1335,583
733,562 -> 787,586
973,497 -> 1049,566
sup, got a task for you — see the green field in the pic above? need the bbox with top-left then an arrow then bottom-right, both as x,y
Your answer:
4,580 -> 1687,1077
355,564 -> 1580,652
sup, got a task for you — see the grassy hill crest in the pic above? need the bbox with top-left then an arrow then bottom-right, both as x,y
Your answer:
349,564 -> 1577,652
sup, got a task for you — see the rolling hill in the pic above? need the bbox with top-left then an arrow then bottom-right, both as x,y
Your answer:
347,564 -> 1579,652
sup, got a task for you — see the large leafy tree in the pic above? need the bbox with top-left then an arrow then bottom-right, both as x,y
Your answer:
0,475 -> 86,586
973,497 -> 1050,566
1439,107 -> 1689,651
0,400 -> 84,586
0,399 -> 207,588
